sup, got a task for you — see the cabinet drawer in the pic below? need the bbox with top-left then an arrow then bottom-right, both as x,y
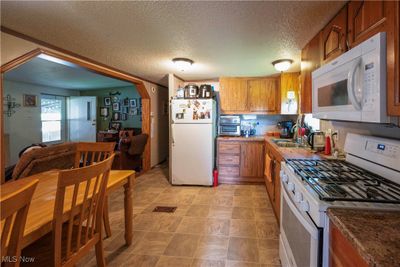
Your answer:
219,166 -> 240,177
219,143 -> 240,154
219,154 -> 240,165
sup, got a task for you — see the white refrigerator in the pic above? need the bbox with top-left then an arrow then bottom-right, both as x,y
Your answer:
170,99 -> 216,186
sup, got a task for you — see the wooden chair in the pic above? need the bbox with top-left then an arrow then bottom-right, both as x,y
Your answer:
1,178 -> 39,267
21,154 -> 115,267
74,142 -> 115,238
74,142 -> 115,168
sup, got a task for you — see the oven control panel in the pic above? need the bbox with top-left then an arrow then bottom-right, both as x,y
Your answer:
366,140 -> 399,158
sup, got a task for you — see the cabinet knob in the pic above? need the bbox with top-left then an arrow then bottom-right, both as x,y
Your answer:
287,182 -> 295,192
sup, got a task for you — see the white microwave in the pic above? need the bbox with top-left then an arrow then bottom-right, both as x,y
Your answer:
312,32 -> 387,123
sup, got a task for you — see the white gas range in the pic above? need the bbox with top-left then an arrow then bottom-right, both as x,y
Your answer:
279,133 -> 400,267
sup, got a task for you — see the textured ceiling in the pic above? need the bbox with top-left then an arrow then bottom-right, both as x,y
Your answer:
4,56 -> 131,89
1,1 -> 345,86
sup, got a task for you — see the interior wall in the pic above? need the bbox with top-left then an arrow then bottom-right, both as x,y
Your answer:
142,80 -> 169,167
320,120 -> 400,150
1,31 -> 169,168
79,86 -> 141,131
3,80 -> 79,166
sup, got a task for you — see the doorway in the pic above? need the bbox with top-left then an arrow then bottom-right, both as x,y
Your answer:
1,48 -> 151,181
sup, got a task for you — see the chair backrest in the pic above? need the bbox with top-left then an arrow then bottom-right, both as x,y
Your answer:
1,178 -> 38,267
127,134 -> 148,156
74,142 -> 115,168
53,154 -> 114,266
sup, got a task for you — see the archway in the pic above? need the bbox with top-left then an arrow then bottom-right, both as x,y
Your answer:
1,48 -> 151,182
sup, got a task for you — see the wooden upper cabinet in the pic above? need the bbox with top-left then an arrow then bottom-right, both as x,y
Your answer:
280,73 -> 300,114
240,142 -> 264,178
300,32 -> 322,113
348,0 -> 400,116
322,5 -> 348,64
219,77 -> 248,113
247,78 -> 279,112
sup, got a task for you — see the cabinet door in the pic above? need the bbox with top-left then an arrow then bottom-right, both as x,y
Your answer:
300,32 -> 322,113
348,0 -> 400,116
240,142 -> 264,178
322,5 -> 348,64
280,72 -> 300,114
273,160 -> 281,223
247,78 -> 279,112
219,77 -> 248,113
264,151 -> 275,201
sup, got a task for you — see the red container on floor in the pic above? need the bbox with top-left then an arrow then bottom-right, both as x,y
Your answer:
213,169 -> 218,187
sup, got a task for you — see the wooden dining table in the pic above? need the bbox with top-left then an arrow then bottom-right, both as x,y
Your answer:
9,169 -> 135,249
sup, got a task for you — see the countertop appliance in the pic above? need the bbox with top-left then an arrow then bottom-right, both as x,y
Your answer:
219,115 -> 241,136
307,131 -> 325,151
312,32 -> 387,123
277,120 -> 294,138
199,84 -> 213,98
184,84 -> 199,99
279,133 -> 400,267
170,99 -> 216,186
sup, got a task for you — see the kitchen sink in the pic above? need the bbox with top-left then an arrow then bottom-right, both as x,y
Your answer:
271,139 -> 305,148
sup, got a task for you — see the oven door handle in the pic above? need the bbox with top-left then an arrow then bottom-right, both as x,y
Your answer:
281,184 -> 320,239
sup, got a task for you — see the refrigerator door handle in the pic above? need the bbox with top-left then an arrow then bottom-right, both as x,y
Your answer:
171,124 -> 175,145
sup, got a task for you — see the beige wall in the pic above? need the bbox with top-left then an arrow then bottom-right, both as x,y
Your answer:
1,31 -> 169,167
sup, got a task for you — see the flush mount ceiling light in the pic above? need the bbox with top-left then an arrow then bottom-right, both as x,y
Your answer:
272,59 -> 293,72
172,57 -> 194,71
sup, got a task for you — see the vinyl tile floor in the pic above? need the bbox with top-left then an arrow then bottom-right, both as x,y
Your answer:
78,164 -> 281,267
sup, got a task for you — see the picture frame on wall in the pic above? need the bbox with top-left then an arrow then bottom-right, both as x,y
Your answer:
129,107 -> 138,115
129,99 -> 137,107
23,94 -> 37,107
109,122 -> 122,131
100,107 -> 109,117
123,97 -> 129,106
122,113 -> 127,121
123,106 -> 129,114
104,97 -> 111,106
112,102 -> 120,111
112,112 -> 121,121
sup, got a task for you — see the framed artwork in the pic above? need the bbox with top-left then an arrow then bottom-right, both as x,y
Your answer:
129,99 -> 137,107
112,112 -> 121,121
123,106 -> 129,114
123,98 -> 129,106
109,122 -> 122,131
104,97 -> 111,106
112,102 -> 120,111
129,107 -> 138,115
23,94 -> 37,107
100,107 -> 109,117
122,113 -> 128,121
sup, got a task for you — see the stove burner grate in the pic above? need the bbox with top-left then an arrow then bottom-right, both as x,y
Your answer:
286,159 -> 400,203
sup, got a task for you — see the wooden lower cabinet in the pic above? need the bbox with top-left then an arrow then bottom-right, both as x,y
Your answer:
217,139 -> 264,184
329,221 -> 368,267
264,141 -> 283,223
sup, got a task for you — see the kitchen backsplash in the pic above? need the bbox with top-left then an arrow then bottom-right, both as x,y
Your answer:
320,120 -> 400,150
240,114 -> 298,135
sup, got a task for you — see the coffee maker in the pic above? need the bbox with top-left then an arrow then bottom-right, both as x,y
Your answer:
277,120 -> 294,138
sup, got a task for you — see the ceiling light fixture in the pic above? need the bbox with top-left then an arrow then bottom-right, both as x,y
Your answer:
172,57 -> 194,71
272,59 -> 293,72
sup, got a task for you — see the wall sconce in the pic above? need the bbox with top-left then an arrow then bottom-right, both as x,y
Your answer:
3,94 -> 21,117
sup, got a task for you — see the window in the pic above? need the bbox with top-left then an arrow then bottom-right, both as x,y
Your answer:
41,95 -> 66,143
